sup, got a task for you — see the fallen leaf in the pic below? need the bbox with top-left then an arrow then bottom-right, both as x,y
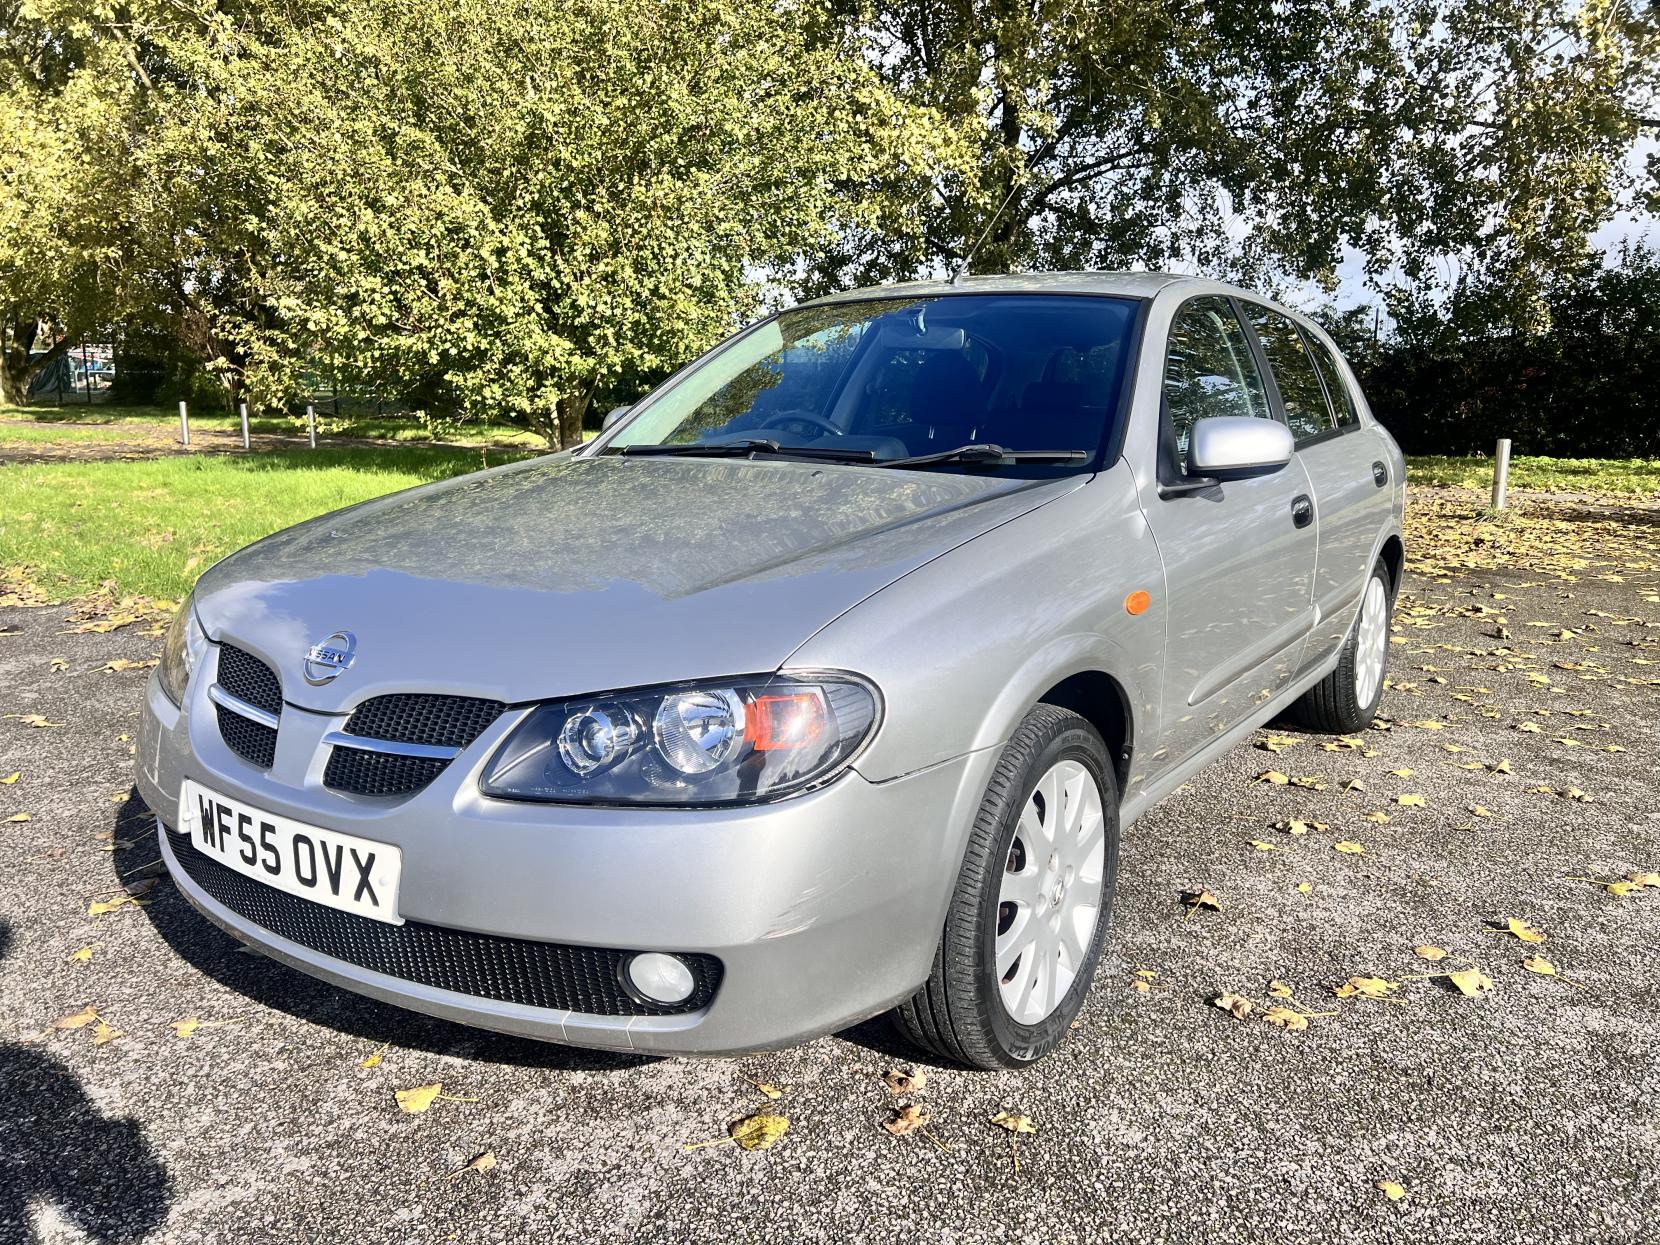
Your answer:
1334,840 -> 1366,855
1626,871 -> 1660,889
990,1111 -> 1037,1135
1295,881 -> 1313,894
1447,967 -> 1494,998
1262,1006 -> 1308,1031
6,812 -> 30,823
1389,768 -> 1413,778
173,1018 -> 200,1038
1180,887 -> 1221,919
448,1151 -> 497,1180
92,1020 -> 124,1045
883,1067 -> 926,1096
0,771 -> 19,784
1395,793 -> 1426,807
1499,918 -> 1546,943
1213,991 -> 1253,1020
752,1082 -> 784,1101
1522,956 -> 1557,977
395,1082 -> 444,1114
1248,838 -> 1281,852
1258,734 -> 1302,753
360,1043 -> 389,1069
1267,980 -> 1294,998
67,945 -> 96,964
1377,1180 -> 1409,1202
883,1104 -> 930,1136
50,1005 -> 99,1032
1414,945 -> 1448,961
1363,810 -> 1392,824
730,1113 -> 789,1151
1335,976 -> 1399,1000
7,714 -> 64,728
1256,770 -> 1291,785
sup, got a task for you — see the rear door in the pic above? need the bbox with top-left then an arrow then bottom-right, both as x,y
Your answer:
1239,303 -> 1393,666
1141,296 -> 1318,768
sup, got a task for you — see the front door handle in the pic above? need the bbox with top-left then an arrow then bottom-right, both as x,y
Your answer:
1291,494 -> 1313,528
1372,460 -> 1388,487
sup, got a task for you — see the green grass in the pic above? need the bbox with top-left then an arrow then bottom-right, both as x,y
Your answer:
0,402 -> 549,448
0,422 -> 145,447
0,444 -> 537,601
1406,454 -> 1660,496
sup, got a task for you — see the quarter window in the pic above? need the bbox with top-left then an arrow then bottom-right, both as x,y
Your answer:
1162,297 -> 1273,461
1241,303 -> 1334,442
1303,332 -> 1361,428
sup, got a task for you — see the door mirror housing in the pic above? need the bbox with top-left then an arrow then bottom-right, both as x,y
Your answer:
602,405 -> 631,431
1188,417 -> 1294,480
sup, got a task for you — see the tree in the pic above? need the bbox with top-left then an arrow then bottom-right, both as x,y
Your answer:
814,0 -> 1660,319
145,0 -> 953,445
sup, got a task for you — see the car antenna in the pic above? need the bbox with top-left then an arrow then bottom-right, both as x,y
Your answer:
951,177 -> 1025,286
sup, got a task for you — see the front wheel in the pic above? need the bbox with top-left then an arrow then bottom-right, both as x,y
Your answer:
1288,558 -> 1394,734
895,704 -> 1119,1070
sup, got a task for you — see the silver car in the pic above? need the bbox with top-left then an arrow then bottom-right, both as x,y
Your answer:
136,273 -> 1404,1069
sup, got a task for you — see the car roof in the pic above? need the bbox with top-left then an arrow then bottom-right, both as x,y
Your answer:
799,270 -> 1265,306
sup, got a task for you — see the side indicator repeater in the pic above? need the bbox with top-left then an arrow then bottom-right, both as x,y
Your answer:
1125,590 -> 1152,616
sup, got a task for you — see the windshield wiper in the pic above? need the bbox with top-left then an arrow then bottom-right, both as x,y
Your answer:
617,438 -> 877,463
873,443 -> 1090,470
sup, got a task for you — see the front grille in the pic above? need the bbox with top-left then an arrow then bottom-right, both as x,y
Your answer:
218,645 -> 282,714
324,693 -> 508,798
342,694 -> 506,749
165,824 -> 721,1016
324,747 -> 450,797
216,704 -> 277,769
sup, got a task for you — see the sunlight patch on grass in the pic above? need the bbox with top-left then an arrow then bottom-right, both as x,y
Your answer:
1405,455 -> 1660,497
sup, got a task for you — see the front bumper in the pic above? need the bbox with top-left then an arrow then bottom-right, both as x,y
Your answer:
136,661 -> 984,1055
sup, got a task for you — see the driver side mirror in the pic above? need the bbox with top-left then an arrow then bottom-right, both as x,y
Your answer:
602,405 -> 631,431
1188,416 -> 1293,480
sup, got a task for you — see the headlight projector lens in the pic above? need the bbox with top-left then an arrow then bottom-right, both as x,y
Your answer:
556,705 -> 637,776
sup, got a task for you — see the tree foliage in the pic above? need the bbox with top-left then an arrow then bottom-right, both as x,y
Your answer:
815,0 -> 1660,321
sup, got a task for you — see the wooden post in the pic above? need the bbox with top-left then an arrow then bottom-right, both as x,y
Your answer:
239,401 -> 250,449
307,403 -> 316,448
1491,438 -> 1511,511
178,400 -> 190,446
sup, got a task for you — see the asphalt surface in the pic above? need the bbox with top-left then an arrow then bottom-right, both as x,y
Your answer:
2,488 -> 1657,1245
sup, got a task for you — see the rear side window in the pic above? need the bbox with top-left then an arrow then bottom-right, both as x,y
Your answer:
1241,303 -> 1333,442
1163,297 -> 1273,458
1303,332 -> 1361,428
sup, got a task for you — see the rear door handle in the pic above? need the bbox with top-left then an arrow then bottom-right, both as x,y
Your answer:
1291,494 -> 1313,528
1372,460 -> 1388,487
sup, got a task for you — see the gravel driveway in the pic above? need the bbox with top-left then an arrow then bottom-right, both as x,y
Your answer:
2,489 -> 1657,1245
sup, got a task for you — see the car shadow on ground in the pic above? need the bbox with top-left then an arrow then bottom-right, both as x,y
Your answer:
0,920 -> 173,1243
113,794 -> 655,1073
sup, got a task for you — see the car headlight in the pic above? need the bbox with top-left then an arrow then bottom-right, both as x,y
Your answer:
480,673 -> 880,806
158,596 -> 208,706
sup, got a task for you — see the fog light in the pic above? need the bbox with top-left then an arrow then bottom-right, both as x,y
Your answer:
626,952 -> 696,1005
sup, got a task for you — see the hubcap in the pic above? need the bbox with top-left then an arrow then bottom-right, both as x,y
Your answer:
1354,574 -> 1389,707
994,758 -> 1107,1025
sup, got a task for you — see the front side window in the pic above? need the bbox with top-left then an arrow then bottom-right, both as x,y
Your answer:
1241,303 -> 1335,442
604,294 -> 1141,474
1303,332 -> 1361,428
1162,297 -> 1272,461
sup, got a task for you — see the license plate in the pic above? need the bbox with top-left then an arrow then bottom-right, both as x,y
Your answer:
178,780 -> 403,925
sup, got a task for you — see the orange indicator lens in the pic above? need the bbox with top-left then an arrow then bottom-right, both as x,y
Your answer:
747,692 -> 828,751
1125,590 -> 1152,615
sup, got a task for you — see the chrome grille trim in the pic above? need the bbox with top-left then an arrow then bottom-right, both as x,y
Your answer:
321,731 -> 460,761
208,683 -> 281,730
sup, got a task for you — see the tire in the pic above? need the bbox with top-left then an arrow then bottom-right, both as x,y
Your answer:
1288,557 -> 1394,734
895,704 -> 1119,1070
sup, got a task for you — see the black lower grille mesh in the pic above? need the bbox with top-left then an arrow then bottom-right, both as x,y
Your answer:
165,824 -> 721,1016
323,747 -> 449,798
216,704 -> 277,769
218,644 -> 282,715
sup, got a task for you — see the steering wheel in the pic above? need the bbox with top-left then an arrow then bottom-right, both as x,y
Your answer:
758,411 -> 845,439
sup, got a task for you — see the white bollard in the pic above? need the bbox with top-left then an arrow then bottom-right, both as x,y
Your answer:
178,400 -> 189,447
239,401 -> 250,449
1491,438 -> 1512,511
307,403 -> 316,449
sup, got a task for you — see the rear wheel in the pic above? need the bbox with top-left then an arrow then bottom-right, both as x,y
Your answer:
895,704 -> 1119,1070
1288,558 -> 1393,734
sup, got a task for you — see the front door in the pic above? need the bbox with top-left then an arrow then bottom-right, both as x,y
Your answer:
1140,296 -> 1318,768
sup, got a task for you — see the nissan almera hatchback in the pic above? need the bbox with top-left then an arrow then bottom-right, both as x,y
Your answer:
137,273 -> 1404,1069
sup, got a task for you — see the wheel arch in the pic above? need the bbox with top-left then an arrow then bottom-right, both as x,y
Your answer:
1034,669 -> 1134,798
1378,532 -> 1404,595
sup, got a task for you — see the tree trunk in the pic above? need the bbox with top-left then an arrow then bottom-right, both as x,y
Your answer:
555,381 -> 596,450
0,317 -> 72,406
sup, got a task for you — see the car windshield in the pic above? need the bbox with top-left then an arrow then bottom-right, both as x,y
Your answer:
602,294 -> 1141,473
